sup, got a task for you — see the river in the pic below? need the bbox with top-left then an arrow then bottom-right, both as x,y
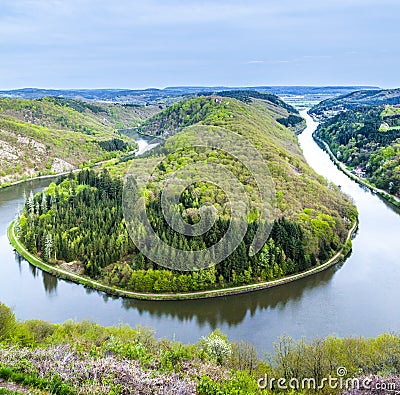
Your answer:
135,138 -> 159,156
0,112 -> 399,354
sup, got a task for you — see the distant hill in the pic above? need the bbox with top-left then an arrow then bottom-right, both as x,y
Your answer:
137,91 -> 306,136
0,86 -> 378,105
310,88 -> 400,119
200,90 -> 298,112
0,98 -> 161,186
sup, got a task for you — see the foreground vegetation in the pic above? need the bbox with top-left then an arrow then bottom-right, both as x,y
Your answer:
0,302 -> 399,394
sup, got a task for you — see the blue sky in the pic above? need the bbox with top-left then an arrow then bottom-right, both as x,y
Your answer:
1,0 -> 399,89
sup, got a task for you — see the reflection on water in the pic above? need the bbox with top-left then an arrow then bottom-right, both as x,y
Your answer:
120,266 -> 340,328
29,263 -> 38,278
14,242 -> 343,330
42,272 -> 58,295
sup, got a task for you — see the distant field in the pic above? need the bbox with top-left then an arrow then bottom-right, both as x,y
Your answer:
279,95 -> 330,110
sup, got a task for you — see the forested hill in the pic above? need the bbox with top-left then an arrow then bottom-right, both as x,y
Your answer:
0,97 -> 161,186
138,92 -> 305,137
314,105 -> 400,199
199,90 -> 298,113
137,96 -> 355,226
310,88 -> 400,120
207,90 -> 306,133
18,95 -> 357,294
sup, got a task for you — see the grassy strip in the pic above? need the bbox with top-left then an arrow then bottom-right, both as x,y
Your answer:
8,218 -> 357,301
313,134 -> 400,208
0,366 -> 75,395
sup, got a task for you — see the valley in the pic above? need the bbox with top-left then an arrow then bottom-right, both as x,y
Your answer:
0,98 -> 161,187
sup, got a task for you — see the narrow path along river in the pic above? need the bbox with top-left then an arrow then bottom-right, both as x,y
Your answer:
0,113 -> 399,354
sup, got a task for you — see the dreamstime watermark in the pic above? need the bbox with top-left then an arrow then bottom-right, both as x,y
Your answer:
122,124 -> 277,271
258,367 -> 398,392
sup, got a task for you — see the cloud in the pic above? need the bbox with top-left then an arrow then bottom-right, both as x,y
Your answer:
0,0 -> 399,88
246,60 -> 292,65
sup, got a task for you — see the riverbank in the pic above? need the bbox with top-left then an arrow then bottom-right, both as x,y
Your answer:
0,147 -> 146,191
312,134 -> 400,209
7,219 -> 357,301
0,170 -> 78,190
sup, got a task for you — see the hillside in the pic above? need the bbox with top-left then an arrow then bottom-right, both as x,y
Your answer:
309,88 -> 400,120
314,105 -> 400,198
200,90 -> 306,133
0,98 -> 161,186
16,95 -> 357,295
138,91 -> 305,137
136,96 -> 355,227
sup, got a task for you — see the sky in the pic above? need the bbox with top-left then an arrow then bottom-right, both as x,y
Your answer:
0,0 -> 399,89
